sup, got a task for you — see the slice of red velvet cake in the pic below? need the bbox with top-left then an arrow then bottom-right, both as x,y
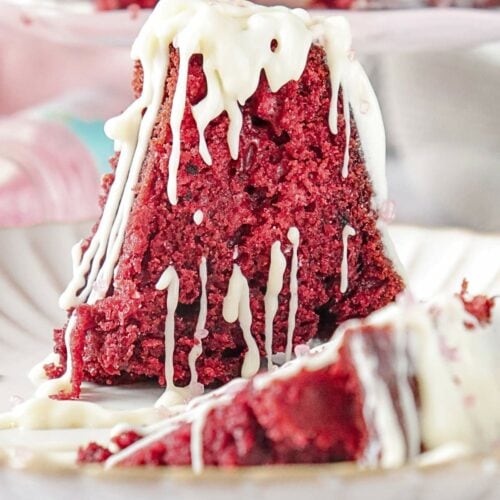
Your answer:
79,323 -> 419,471
37,0 -> 404,402
78,288 -> 497,472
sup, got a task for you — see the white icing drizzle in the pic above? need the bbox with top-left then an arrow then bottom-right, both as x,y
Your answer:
322,17 -> 350,135
340,224 -> 356,294
35,316 -> 76,397
0,397 -> 164,430
222,264 -> 260,378
342,85 -> 351,178
253,328 -> 347,391
264,241 -> 287,370
132,0 -> 387,206
415,442 -> 471,467
393,328 -> 421,459
195,256 -> 209,336
59,41 -> 168,312
188,257 -> 209,395
350,333 -> 407,468
285,227 -> 300,362
167,40 -> 191,205
193,209 -> 204,225
321,18 -> 352,178
155,266 -> 181,406
70,240 -> 83,276
189,397 -> 220,474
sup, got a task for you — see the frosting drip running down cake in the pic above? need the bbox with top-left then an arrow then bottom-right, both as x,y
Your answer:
78,288 -> 498,472
37,0 -> 404,402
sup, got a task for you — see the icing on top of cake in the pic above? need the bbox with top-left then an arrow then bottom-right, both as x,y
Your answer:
285,227 -> 300,362
340,224 -> 356,293
117,0 -> 387,207
37,0 -> 388,399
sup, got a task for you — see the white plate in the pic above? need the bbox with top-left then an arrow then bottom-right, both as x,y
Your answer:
1,0 -> 500,52
0,221 -> 499,498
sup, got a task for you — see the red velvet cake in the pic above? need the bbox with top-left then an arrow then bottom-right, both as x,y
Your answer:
37,0 -> 404,403
78,288 -> 497,471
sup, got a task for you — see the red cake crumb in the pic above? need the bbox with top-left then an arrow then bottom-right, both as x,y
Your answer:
48,43 -> 404,399
77,442 -> 113,463
112,430 -> 143,450
459,279 -> 495,328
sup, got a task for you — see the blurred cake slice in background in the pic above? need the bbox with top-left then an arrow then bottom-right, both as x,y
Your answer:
78,287 -> 498,471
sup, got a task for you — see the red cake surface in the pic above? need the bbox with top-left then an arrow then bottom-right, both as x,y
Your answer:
459,280 -> 495,326
46,38 -> 403,399
78,325 -> 419,468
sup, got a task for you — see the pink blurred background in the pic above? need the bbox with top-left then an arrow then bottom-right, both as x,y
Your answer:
0,21 -> 131,227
